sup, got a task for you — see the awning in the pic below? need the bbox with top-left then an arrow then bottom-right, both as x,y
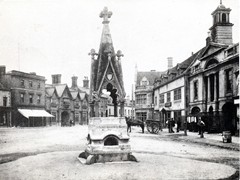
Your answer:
159,107 -> 171,112
18,109 -> 54,119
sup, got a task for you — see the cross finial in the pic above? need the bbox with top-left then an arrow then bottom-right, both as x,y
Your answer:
220,0 -> 222,4
100,7 -> 112,24
116,50 -> 124,60
88,49 -> 98,60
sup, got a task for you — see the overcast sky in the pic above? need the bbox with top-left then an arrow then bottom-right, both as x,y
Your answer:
0,0 -> 239,97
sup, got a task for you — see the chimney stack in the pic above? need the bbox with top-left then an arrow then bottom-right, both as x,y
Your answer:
206,31 -> 212,46
52,74 -> 61,84
71,76 -> 78,88
167,57 -> 173,69
0,66 -> 6,77
83,76 -> 89,88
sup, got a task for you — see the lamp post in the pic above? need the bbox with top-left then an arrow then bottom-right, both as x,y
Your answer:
88,49 -> 98,117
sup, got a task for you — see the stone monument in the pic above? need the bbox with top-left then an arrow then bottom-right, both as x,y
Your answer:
78,7 -> 137,165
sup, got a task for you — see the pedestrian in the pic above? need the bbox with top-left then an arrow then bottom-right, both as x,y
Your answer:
176,118 -> 181,132
170,118 -> 175,133
198,117 -> 205,138
166,119 -> 171,133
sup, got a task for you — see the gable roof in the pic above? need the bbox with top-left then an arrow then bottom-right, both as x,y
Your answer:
70,91 -> 79,100
199,42 -> 228,60
45,87 -> 55,98
54,84 -> 68,97
79,92 -> 87,100
136,71 -> 165,86
78,86 -> 89,95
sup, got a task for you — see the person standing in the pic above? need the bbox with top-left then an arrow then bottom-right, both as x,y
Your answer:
177,118 -> 181,132
198,117 -> 205,138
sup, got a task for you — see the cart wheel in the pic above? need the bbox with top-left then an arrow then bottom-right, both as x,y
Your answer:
147,123 -> 151,133
151,122 -> 160,134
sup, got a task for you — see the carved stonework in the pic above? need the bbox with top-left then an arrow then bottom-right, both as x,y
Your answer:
89,7 -> 125,117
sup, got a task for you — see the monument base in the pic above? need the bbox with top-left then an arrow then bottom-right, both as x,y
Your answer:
78,117 -> 137,165
78,151 -> 137,165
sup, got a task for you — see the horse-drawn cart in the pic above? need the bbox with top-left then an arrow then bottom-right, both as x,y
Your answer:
146,119 -> 161,134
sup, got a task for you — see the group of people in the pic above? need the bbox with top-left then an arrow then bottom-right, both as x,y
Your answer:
166,118 -> 181,133
167,117 -> 205,137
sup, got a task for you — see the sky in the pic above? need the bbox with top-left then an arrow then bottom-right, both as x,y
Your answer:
0,0 -> 239,97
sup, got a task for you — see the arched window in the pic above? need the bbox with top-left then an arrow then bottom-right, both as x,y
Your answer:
222,13 -> 226,22
205,59 -> 219,69
191,107 -> 200,115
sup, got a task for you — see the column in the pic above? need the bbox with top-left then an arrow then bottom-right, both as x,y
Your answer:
214,74 -> 217,101
208,76 -> 211,102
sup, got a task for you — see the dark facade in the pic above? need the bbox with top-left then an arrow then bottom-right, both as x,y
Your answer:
0,67 -> 47,127
187,3 -> 239,134
0,81 -> 11,127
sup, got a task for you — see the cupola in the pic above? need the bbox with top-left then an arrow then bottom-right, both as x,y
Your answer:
209,0 -> 233,45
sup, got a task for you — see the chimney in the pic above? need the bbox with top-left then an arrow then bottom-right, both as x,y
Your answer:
167,57 -> 173,69
71,76 -> 78,88
206,31 -> 212,46
0,66 -> 6,77
52,74 -> 61,84
83,76 -> 89,88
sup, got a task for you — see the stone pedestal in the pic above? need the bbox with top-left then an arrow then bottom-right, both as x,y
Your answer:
78,117 -> 137,164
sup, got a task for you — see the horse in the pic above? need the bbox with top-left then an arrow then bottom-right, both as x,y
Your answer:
125,117 -> 144,133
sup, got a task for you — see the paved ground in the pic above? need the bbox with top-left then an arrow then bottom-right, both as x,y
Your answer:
0,125 -> 239,180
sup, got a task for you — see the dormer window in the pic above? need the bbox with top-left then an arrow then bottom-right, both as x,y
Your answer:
141,77 -> 149,86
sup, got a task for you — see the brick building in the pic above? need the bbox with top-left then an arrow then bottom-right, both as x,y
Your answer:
0,66 -> 52,127
0,78 -> 11,127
